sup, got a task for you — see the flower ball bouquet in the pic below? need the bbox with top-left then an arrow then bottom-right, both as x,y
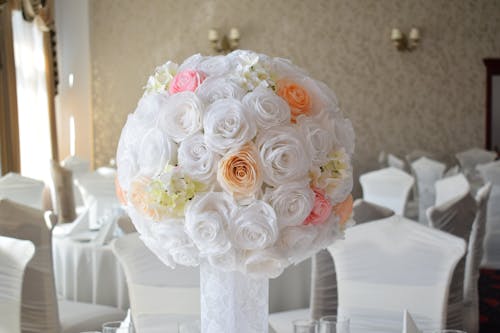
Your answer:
116,50 -> 354,333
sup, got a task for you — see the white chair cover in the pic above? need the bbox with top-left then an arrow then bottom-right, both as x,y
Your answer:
411,157 -> 446,224
0,172 -> 45,209
269,201 -> 395,332
444,165 -> 460,178
0,199 -> 125,333
329,216 -> 466,333
112,233 -> 200,332
0,236 -> 35,333
455,148 -> 496,176
359,167 -> 414,215
478,163 -> 500,269
434,173 -> 470,206
426,192 -> 476,330
405,150 -> 436,165
403,310 -> 422,333
61,156 -> 90,208
50,161 -> 77,223
387,154 -> 406,171
76,170 -> 120,230
463,183 -> 492,333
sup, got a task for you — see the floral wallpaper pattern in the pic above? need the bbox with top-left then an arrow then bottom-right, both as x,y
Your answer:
89,0 -> 500,195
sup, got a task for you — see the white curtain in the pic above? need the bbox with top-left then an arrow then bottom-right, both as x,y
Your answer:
12,10 -> 52,182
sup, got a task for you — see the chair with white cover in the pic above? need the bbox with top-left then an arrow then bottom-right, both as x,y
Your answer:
455,148 -> 497,176
426,191 -> 477,330
269,201 -> 394,333
0,236 -> 35,333
328,216 -> 466,333
463,183 -> 492,333
477,162 -> 500,269
359,167 -> 414,215
0,199 -> 125,333
0,172 -> 45,209
112,233 -> 200,333
61,156 -> 90,208
405,150 -> 436,166
387,154 -> 406,171
50,160 -> 77,223
76,170 -> 120,230
402,310 -> 421,333
411,157 -> 446,224
434,173 -> 470,207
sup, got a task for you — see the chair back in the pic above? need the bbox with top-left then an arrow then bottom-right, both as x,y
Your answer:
112,233 -> 200,330
434,173 -> 470,206
329,216 -> 466,332
426,191 -> 476,330
387,154 -> 406,171
117,215 -> 136,234
0,199 -> 60,332
61,155 -> 90,207
477,163 -> 500,269
0,173 -> 45,209
0,236 -> 35,333
50,160 -> 77,223
411,157 -> 446,224
310,200 -> 394,320
463,183 -> 492,333
359,167 -> 414,215
455,148 -> 496,176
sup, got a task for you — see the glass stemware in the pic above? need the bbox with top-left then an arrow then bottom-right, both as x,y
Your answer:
319,315 -> 350,333
293,319 -> 318,333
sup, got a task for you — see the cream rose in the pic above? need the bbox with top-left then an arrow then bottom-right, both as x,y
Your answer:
217,143 -> 262,203
231,200 -> 278,250
263,181 -> 314,228
242,85 -> 290,130
185,192 -> 236,256
203,98 -> 257,154
157,91 -> 203,142
257,126 -> 311,186
178,133 -> 220,183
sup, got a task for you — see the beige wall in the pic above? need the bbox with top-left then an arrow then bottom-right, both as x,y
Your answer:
89,0 -> 500,194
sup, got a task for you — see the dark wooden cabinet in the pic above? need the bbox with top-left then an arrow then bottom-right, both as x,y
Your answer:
484,58 -> 500,155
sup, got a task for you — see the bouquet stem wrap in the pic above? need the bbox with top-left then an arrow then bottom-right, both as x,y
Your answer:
200,260 -> 268,333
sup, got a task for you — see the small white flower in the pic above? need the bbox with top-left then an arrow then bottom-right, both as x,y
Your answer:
144,61 -> 178,94
203,98 -> 257,154
157,91 -> 203,142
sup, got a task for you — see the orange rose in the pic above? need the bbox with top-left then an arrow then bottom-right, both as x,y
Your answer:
333,194 -> 353,226
276,79 -> 312,123
217,143 -> 263,202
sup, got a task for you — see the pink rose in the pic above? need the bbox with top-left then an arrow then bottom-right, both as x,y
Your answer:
303,187 -> 332,225
168,70 -> 205,94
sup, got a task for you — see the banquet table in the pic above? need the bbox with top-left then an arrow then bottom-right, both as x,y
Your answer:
52,232 -> 129,310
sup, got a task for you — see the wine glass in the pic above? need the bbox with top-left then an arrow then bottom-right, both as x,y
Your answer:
293,319 -> 318,333
319,315 -> 350,333
102,321 -> 122,333
423,330 -> 467,333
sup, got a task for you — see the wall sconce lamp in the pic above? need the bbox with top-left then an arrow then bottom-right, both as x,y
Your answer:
208,28 -> 240,54
391,28 -> 420,51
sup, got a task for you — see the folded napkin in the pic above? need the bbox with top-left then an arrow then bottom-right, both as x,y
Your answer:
403,310 -> 421,333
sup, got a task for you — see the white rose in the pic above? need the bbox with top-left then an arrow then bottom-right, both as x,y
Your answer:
332,116 -> 355,156
150,219 -> 191,249
158,91 -> 203,142
231,200 -> 278,250
185,192 -> 236,256
198,55 -> 233,77
272,57 -> 309,79
257,126 -> 311,186
313,214 -> 343,249
242,85 -> 290,130
263,181 -> 314,227
207,247 -> 240,272
178,53 -> 203,71
140,235 -> 176,268
196,76 -> 246,105
297,111 -> 335,167
178,133 -> 220,183
138,127 -> 177,177
116,120 -> 138,191
244,249 -> 286,279
170,243 -> 200,267
203,98 -> 257,154
276,225 -> 318,263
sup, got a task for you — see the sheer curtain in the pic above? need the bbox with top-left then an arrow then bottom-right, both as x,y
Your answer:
11,10 -> 52,182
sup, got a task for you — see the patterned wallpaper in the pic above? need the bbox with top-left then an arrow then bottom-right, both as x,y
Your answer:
89,0 -> 500,195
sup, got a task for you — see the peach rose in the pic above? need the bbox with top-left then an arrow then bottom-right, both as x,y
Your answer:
276,79 -> 312,123
168,70 -> 205,94
115,177 -> 127,205
333,194 -> 353,226
217,143 -> 263,202
303,188 -> 332,226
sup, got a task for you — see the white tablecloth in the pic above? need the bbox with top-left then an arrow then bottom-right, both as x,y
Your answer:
52,234 -> 129,310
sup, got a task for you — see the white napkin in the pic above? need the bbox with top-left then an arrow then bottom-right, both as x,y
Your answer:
402,310 -> 421,333
52,203 -> 92,238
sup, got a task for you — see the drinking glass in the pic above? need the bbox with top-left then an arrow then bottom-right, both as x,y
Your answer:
319,315 -> 350,333
293,319 -> 318,333
102,321 -> 122,333
423,330 -> 467,333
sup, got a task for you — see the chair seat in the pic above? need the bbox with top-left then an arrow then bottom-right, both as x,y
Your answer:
59,300 -> 126,333
269,308 -> 309,333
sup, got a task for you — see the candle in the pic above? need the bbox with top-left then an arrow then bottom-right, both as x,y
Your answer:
69,116 -> 75,156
